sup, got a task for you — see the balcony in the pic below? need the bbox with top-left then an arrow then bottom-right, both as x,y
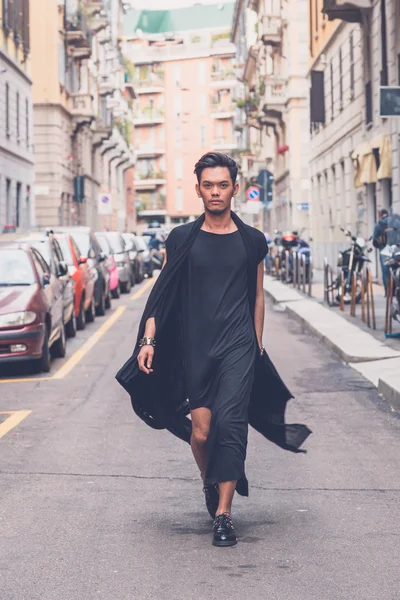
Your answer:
134,171 -> 167,190
137,194 -> 167,216
87,14 -> 108,33
98,75 -> 116,96
322,0 -> 372,21
124,73 -> 136,99
133,108 -> 165,126
212,138 -> 238,151
262,77 -> 287,112
211,102 -> 236,119
134,74 -> 165,94
87,1 -> 104,16
260,15 -> 283,46
136,145 -> 166,158
210,69 -> 237,88
70,93 -> 95,121
65,10 -> 89,46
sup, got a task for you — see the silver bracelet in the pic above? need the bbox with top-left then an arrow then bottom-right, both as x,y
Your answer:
139,336 -> 156,348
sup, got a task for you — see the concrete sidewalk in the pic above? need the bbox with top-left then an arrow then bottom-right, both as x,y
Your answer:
264,274 -> 400,410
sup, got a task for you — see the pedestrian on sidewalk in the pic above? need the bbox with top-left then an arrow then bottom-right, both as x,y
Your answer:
116,152 -> 311,547
373,209 -> 390,293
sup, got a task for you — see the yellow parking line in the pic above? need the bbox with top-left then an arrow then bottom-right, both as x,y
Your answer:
52,305 -> 127,380
0,410 -> 32,438
131,278 -> 154,301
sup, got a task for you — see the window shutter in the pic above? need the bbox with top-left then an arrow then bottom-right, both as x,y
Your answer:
310,70 -> 325,124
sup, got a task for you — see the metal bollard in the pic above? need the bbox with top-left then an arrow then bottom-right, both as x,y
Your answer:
301,255 -> 306,294
324,258 -> 328,304
340,271 -> 345,312
385,270 -> 394,336
275,256 -> 280,280
285,250 -> 290,284
361,269 -> 366,323
350,271 -> 357,317
292,250 -> 297,287
308,255 -> 313,297
368,268 -> 376,330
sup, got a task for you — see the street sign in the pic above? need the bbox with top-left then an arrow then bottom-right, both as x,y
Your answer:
380,87 -> 400,117
296,202 -> 309,211
98,193 -> 113,215
246,186 -> 260,201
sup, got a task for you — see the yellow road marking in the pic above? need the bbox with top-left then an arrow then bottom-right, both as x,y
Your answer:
0,279 -> 155,385
131,278 -> 154,301
0,410 -> 32,438
52,305 -> 127,380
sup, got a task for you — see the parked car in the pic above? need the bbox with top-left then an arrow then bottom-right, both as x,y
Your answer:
54,233 -> 96,329
95,233 -> 120,299
122,232 -> 144,284
56,227 -> 111,316
0,241 -> 67,371
18,231 -> 76,338
96,231 -> 133,293
136,236 -> 154,278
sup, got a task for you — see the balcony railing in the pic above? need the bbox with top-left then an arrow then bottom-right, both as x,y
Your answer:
136,145 -> 165,157
263,77 -> 287,108
137,195 -> 167,213
65,10 -> 89,47
211,102 -> 236,118
211,69 -> 236,82
212,138 -> 237,150
260,15 -> 283,46
133,108 -> 165,125
87,1 -> 104,16
133,75 -> 165,92
70,93 -> 95,120
98,76 -> 116,96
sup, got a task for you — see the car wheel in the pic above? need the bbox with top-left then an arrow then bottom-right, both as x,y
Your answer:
65,310 -> 77,338
76,299 -> 86,330
148,270 -> 154,279
96,290 -> 106,316
38,326 -> 51,373
111,284 -> 120,299
51,323 -> 66,359
86,295 -> 96,323
121,277 -> 132,294
105,292 -> 111,310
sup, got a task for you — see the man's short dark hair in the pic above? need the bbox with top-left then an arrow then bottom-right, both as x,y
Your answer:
194,152 -> 238,185
379,209 -> 389,219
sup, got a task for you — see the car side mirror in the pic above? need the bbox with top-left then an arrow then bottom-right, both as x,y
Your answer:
99,252 -> 106,262
58,261 -> 68,277
88,248 -> 96,259
138,248 -> 145,253
42,273 -> 51,287
79,256 -> 88,265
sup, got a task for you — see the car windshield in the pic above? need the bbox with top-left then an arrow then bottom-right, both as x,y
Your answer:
142,236 -> 151,247
136,237 -> 148,251
95,234 -> 111,256
70,233 -> 90,257
106,233 -> 125,254
27,240 -> 51,265
56,237 -> 74,266
0,249 -> 36,286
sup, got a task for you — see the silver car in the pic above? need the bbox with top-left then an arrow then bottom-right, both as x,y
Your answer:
95,232 -> 133,294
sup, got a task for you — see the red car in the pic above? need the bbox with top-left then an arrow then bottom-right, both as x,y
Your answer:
55,233 -> 96,329
0,241 -> 67,372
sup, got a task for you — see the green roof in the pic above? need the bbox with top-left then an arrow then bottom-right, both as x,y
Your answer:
123,3 -> 235,37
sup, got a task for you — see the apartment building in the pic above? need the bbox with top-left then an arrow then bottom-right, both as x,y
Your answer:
0,0 -> 34,232
233,0 -> 310,234
309,0 -> 400,272
31,0 -> 136,232
123,3 -> 236,228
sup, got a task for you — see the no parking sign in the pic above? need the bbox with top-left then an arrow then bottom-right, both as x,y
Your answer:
246,186 -> 260,201
98,193 -> 113,215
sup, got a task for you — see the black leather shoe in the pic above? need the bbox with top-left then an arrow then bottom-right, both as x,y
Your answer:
212,513 -> 237,547
203,483 -> 219,519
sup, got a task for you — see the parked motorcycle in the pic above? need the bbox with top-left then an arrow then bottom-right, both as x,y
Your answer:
335,228 -> 372,304
381,243 -> 400,323
279,232 -> 312,284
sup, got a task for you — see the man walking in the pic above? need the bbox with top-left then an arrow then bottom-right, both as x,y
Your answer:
116,153 -> 311,547
373,209 -> 390,293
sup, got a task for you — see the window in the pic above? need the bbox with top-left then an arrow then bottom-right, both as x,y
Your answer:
175,157 -> 183,179
199,93 -> 206,115
198,61 -> 206,85
339,47 -> 343,111
349,33 -> 355,101
176,187 -> 183,212
173,63 -> 181,87
381,0 -> 388,86
200,124 -> 206,147
174,95 -> 182,116
175,125 -> 182,148
25,97 -> 29,147
16,182 -> 21,227
5,83 -> 10,137
16,91 -> 20,142
6,178 -> 11,224
330,61 -> 334,121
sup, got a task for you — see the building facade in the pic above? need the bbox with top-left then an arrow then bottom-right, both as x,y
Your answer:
30,0 -> 136,232
123,3 -> 237,229
309,0 -> 400,273
233,0 -> 310,234
0,0 -> 34,232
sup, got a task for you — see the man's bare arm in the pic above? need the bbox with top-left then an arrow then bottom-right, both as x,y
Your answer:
254,261 -> 265,350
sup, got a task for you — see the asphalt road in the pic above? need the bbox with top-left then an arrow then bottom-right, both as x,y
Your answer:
1,281 -> 400,600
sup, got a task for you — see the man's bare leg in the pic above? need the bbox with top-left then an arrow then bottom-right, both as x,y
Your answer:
217,481 -> 236,515
190,407 -> 212,480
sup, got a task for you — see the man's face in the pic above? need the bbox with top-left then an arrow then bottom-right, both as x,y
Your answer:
195,166 -> 239,215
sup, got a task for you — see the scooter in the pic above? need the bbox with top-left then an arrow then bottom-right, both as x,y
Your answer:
335,228 -> 372,304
